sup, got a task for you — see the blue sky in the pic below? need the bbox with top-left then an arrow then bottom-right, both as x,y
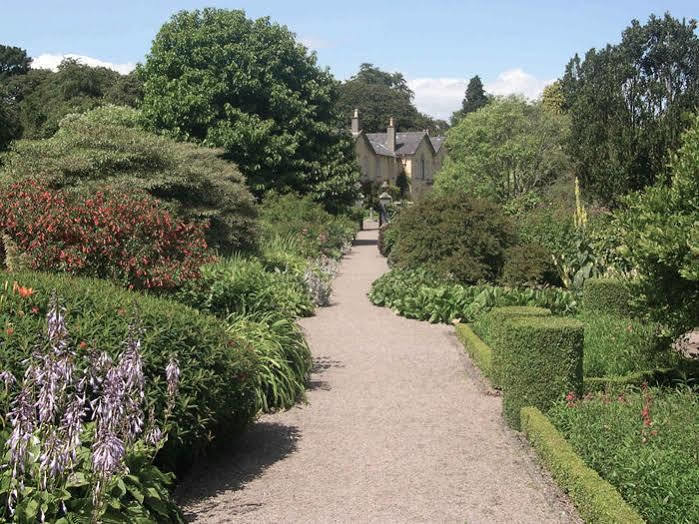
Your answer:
2,1 -> 696,119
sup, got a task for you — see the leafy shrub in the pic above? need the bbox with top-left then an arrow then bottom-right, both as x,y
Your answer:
0,180 -> 211,291
582,278 -> 632,316
521,407 -> 644,524
226,312 -> 311,413
548,387 -> 699,523
369,268 -> 576,324
176,256 -> 313,319
0,271 -> 260,472
501,244 -> 559,286
473,306 -> 552,388
377,223 -> 396,258
387,194 -> 516,283
0,105 -> 258,254
259,193 -> 357,259
0,301 -> 183,522
499,316 -> 583,429
611,115 -> 699,338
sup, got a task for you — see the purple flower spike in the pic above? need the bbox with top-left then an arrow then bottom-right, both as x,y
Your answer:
166,356 -> 180,403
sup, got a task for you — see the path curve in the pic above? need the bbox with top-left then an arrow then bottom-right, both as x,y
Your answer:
176,225 -> 580,523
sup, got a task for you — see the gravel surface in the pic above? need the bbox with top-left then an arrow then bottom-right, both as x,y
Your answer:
176,224 -> 581,523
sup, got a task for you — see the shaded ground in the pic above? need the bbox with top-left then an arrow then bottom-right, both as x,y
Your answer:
176,223 -> 580,523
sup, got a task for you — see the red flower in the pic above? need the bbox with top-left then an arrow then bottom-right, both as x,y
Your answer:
5,327 -> 14,336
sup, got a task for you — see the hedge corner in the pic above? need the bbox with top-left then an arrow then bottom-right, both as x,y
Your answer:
521,406 -> 644,524
500,316 -> 583,430
455,323 -> 493,379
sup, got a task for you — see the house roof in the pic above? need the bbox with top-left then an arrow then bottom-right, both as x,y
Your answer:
364,131 -> 444,157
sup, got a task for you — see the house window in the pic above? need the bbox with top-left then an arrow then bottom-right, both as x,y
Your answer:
375,157 -> 380,178
420,156 -> 425,179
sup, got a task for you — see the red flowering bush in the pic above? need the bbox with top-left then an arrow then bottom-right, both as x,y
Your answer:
0,180 -> 212,290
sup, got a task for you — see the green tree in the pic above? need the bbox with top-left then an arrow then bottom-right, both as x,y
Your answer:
0,44 -> 30,80
436,96 -> 570,202
613,114 -> 699,339
451,75 -> 489,124
541,81 -> 565,114
561,13 -> 699,204
140,8 -> 358,211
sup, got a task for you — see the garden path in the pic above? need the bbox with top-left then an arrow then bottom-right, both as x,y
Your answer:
176,223 -> 580,523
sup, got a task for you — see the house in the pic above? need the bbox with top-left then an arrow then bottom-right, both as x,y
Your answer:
351,109 -> 446,199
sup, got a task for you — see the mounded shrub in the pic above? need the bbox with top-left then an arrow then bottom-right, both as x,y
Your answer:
176,256 -> 314,320
501,244 -> 559,286
0,270 -> 260,472
521,407 -> 644,524
0,180 -> 212,291
387,194 -> 516,284
473,306 -> 551,388
377,223 -> 396,258
582,278 -> 632,316
0,105 -> 258,254
499,316 -> 583,429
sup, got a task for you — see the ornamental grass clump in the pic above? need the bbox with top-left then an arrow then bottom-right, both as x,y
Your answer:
0,296 -> 183,522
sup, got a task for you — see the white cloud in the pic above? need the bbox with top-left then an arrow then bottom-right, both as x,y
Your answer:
31,53 -> 135,75
485,68 -> 552,100
408,69 -> 553,120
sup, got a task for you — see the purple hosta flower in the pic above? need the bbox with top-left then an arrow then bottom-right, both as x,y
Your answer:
46,295 -> 69,354
0,370 -> 16,389
7,381 -> 36,486
165,356 -> 180,413
60,392 -> 86,470
119,329 -> 145,441
87,350 -> 113,391
145,425 -> 163,446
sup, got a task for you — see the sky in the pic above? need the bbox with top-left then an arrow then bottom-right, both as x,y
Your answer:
2,1 -> 697,120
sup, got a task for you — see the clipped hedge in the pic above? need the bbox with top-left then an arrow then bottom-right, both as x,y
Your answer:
521,407 -> 644,524
473,306 -> 551,388
584,359 -> 699,394
582,278 -> 632,316
455,323 -> 493,378
500,316 -> 583,429
0,271 -> 260,472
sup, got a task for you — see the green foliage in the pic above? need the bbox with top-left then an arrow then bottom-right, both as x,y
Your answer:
140,8 -> 359,211
450,75 -> 489,124
377,223 -> 397,258
176,256 -> 313,320
521,406 -> 644,524
582,278 -> 632,316
548,387 -> 699,523
501,244 -> 558,287
612,113 -> 699,338
0,271 -> 260,473
561,13 -> 699,203
3,58 -> 127,140
387,194 -> 516,284
226,312 -> 311,413
0,45 -> 30,80
499,316 -> 583,429
436,96 -> 570,202
1,105 -> 258,254
473,306 -> 552,388
259,193 -> 357,259
369,268 -> 577,324
455,323 -> 493,379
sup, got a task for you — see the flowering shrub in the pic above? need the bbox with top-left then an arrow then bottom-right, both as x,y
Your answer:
304,257 -> 338,307
0,180 -> 212,291
0,297 -> 183,522
548,386 -> 699,523
0,271 -> 261,473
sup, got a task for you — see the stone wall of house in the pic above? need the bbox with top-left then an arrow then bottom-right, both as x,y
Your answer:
355,137 -> 401,185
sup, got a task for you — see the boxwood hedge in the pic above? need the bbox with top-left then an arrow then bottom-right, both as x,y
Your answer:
499,316 -> 583,429
582,278 -> 632,316
0,270 -> 260,472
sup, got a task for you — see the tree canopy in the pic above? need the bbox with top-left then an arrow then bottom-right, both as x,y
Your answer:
139,8 -> 359,211
561,13 -> 699,204
0,44 -> 30,80
435,96 -> 570,202
451,75 -> 489,124
337,63 -> 447,134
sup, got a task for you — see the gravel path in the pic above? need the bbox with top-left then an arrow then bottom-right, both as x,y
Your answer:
176,225 -> 580,523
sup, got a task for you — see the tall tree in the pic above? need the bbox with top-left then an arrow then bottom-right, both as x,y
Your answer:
140,8 -> 359,211
451,75 -> 489,124
0,44 -> 30,80
561,13 -> 699,204
436,96 -> 570,202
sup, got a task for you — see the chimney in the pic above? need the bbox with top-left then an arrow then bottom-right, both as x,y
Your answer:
351,108 -> 360,136
386,117 -> 396,152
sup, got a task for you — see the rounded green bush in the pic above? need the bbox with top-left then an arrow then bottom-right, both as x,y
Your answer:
0,270 -> 260,472
387,194 -> 516,284
501,244 -> 559,287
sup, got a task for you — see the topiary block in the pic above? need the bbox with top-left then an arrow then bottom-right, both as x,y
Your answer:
500,316 -> 583,429
582,278 -> 632,316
